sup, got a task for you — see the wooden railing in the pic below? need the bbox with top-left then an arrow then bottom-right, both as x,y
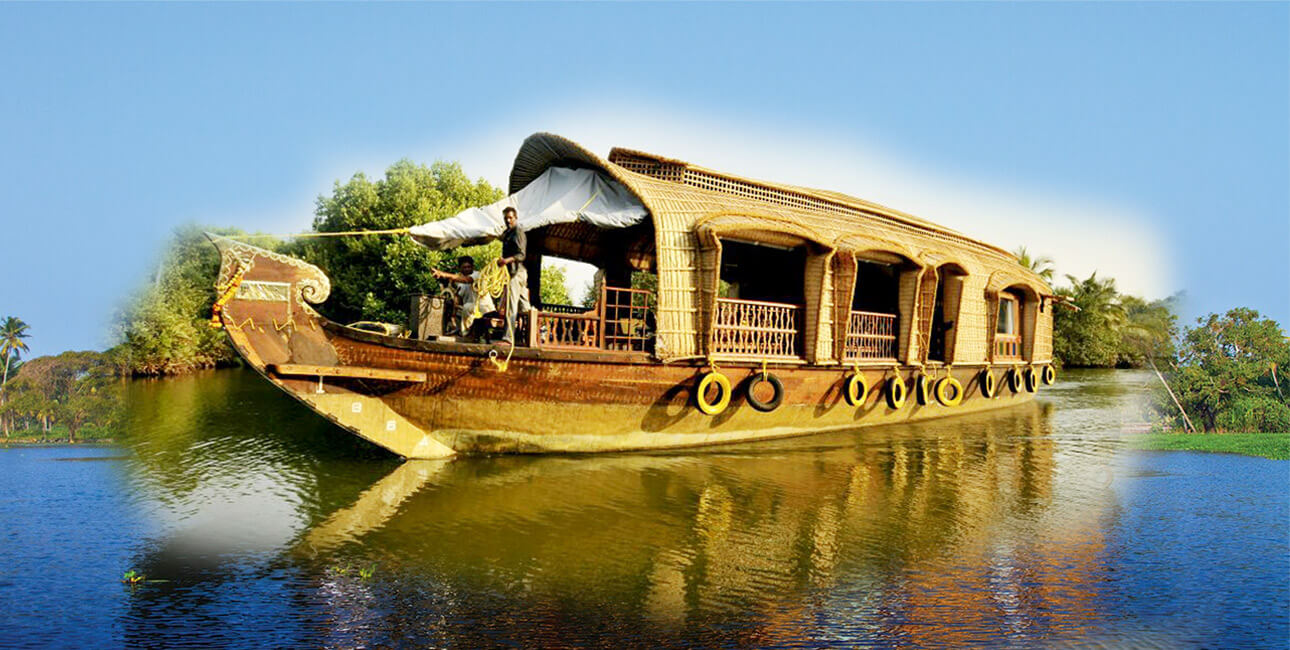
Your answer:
541,303 -> 594,315
844,310 -> 898,361
602,285 -> 655,352
995,334 -> 1021,360
532,285 -> 654,352
535,311 -> 601,349
711,298 -> 803,360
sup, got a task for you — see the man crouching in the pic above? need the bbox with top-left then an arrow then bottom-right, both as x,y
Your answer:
432,255 -> 495,339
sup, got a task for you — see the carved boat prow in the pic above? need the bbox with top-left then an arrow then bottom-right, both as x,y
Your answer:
207,233 -> 456,459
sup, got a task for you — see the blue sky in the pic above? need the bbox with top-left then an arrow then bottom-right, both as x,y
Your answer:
1,2 -> 1286,359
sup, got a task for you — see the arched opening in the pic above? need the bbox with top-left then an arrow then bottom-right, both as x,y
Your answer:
994,283 -> 1040,362
834,249 -> 920,363
523,219 -> 658,352
696,216 -> 832,361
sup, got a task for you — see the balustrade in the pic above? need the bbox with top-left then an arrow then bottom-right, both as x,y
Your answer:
532,285 -> 654,352
995,334 -> 1021,360
844,310 -> 898,361
711,298 -> 803,360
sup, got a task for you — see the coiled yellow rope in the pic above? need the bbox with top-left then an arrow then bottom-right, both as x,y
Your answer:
466,261 -> 510,327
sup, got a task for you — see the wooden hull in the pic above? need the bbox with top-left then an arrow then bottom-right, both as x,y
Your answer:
209,235 -> 1043,459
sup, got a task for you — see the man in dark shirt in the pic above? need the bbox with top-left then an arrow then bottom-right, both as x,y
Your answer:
498,206 -> 530,343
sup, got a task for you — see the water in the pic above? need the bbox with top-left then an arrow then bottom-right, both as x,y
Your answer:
0,369 -> 1285,648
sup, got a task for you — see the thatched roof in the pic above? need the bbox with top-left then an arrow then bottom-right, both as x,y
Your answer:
509,132 -> 1053,360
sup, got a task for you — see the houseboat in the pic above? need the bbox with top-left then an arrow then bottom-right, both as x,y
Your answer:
209,132 -> 1057,458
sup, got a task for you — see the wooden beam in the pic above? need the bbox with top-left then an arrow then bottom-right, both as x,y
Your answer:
269,363 -> 426,383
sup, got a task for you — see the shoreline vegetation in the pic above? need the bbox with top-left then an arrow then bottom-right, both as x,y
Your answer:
4,158 -> 1287,444
1130,432 -> 1290,461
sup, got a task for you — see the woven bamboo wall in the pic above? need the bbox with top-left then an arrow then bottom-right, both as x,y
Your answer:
941,271 -> 966,363
831,253 -> 858,361
1021,298 -> 1039,361
1033,306 -> 1054,363
898,269 -> 922,363
954,274 -> 991,364
914,268 -> 939,363
806,250 -> 835,363
695,229 -> 721,358
508,133 -> 1054,365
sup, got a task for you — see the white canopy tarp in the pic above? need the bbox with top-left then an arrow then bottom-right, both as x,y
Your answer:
408,167 -> 648,250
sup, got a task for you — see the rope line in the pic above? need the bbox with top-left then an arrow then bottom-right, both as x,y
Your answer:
225,227 -> 412,240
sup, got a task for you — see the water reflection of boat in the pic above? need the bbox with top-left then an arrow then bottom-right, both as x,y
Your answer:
292,405 -> 1115,640
210,133 -> 1058,458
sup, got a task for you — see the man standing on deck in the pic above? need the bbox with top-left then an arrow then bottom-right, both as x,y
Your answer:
498,206 -> 530,344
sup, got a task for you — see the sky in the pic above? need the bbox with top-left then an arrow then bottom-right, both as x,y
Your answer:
1,2 -> 1286,359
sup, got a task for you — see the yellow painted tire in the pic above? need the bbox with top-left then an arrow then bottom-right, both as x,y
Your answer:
695,371 -> 732,416
843,373 -> 868,407
1008,367 -> 1024,393
886,375 -> 908,409
1025,367 -> 1040,393
915,374 -> 932,406
981,369 -> 997,398
1042,365 -> 1057,385
935,376 -> 964,407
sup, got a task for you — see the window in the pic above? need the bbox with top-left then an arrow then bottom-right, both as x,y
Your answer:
994,292 -> 1023,360
997,295 -> 1018,335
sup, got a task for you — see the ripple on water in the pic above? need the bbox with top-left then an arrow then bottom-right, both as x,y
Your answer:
0,368 -> 1282,648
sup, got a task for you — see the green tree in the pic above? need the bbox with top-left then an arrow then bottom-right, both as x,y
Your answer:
114,225 -> 250,375
57,377 -> 120,442
1,316 -> 30,390
1161,308 -> 1290,432
6,351 -> 122,440
0,316 -> 31,436
540,264 -> 572,306
1117,294 -> 1179,367
291,160 -> 503,324
1013,246 -> 1055,282
1053,272 -> 1126,367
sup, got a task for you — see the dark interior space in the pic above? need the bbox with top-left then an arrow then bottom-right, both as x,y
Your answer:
851,260 -> 899,314
718,239 -> 807,305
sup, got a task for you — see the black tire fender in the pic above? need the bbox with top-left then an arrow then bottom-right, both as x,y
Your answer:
745,372 -> 785,413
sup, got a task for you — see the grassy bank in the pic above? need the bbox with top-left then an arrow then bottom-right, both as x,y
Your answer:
1,425 -> 117,445
1131,432 -> 1290,460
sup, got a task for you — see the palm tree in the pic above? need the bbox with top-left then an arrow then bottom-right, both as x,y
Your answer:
1,317 -> 31,436
1063,271 -> 1126,330
1013,246 -> 1055,282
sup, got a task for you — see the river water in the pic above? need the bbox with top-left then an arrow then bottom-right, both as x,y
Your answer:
0,369 -> 1285,648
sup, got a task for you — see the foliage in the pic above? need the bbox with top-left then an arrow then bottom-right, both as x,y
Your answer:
1130,432 -> 1290,460
288,160 -> 503,325
1054,272 -> 1126,366
113,224 -> 258,375
580,271 -> 660,308
1,316 -> 31,385
1117,294 -> 1179,366
1052,271 -> 1177,368
540,264 -> 572,306
1157,308 -> 1290,432
0,350 -> 123,441
0,316 -> 32,434
112,160 -> 594,374
1012,246 -> 1054,282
